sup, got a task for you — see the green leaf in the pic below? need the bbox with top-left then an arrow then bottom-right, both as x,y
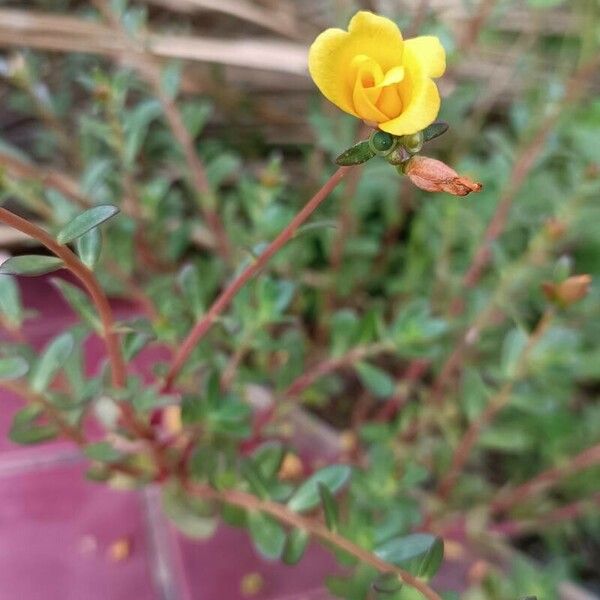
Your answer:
0,275 -> 23,327
162,483 -> 218,539
76,227 -> 102,269
160,61 -> 183,100
56,205 -> 119,244
181,100 -> 212,138
251,442 -> 286,479
9,422 -> 58,445
355,362 -> 395,398
0,255 -> 63,276
282,528 -> 309,565
85,464 -> 111,482
9,405 -> 57,446
124,99 -> 162,166
84,441 -> 123,463
247,511 -> 286,560
241,461 -> 270,499
178,263 -> 204,317
372,573 -> 402,595
30,332 -> 74,392
0,356 -> 29,379
287,464 -> 352,513
335,140 -> 376,166
375,533 -> 444,580
181,394 -> 205,424
206,153 -> 241,189
318,482 -> 340,532
421,121 -> 449,143
123,319 -> 156,360
51,279 -> 101,331
501,328 -> 528,379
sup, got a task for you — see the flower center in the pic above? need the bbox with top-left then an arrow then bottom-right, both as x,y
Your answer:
349,55 -> 405,121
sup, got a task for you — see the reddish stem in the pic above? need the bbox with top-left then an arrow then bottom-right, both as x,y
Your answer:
491,492 -> 600,537
184,481 -> 443,600
490,443 -> 600,516
162,167 -> 350,391
0,207 -> 156,440
0,207 -> 126,388
436,309 -> 553,501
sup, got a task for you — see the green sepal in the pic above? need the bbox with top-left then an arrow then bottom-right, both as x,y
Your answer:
335,140 -> 376,166
422,121 -> 449,143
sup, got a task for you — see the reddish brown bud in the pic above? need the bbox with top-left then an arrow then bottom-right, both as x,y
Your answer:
403,156 -> 482,196
541,274 -> 592,307
544,217 -> 567,241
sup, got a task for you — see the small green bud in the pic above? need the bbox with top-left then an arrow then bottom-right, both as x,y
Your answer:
402,131 -> 424,154
386,146 -> 411,166
368,130 -> 397,156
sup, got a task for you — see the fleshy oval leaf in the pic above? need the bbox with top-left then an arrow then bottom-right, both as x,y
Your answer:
287,464 -> 352,513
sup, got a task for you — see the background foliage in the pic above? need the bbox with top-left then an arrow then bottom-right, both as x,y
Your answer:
0,0 -> 598,598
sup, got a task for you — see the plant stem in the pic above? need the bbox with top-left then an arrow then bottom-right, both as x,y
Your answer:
456,55 -> 600,297
436,308 -> 554,501
0,207 -> 154,440
0,380 -> 86,445
283,342 -> 392,399
184,481 -> 443,600
490,442 -> 600,515
162,167 -> 350,392
0,207 -> 126,387
491,492 -> 600,537
92,0 -> 232,261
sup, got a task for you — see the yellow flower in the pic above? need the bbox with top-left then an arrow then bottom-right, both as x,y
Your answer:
308,11 -> 446,136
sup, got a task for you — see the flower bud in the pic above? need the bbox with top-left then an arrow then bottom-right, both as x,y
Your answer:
541,274 -> 592,307
544,217 -> 567,241
402,131 -> 424,154
368,130 -> 397,156
402,156 -> 482,196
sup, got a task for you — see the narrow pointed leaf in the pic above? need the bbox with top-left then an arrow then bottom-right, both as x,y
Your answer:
30,332 -> 74,392
282,528 -> 309,565
56,205 -> 119,244
287,464 -> 352,513
318,482 -> 340,532
51,278 -> 101,331
422,121 -> 449,143
0,356 -> 29,380
0,255 -> 63,276
76,227 -> 102,269
335,140 -> 376,166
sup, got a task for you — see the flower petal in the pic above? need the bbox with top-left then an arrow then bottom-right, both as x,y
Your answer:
308,11 -> 404,117
379,47 -> 441,135
404,36 -> 446,78
375,65 -> 405,88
